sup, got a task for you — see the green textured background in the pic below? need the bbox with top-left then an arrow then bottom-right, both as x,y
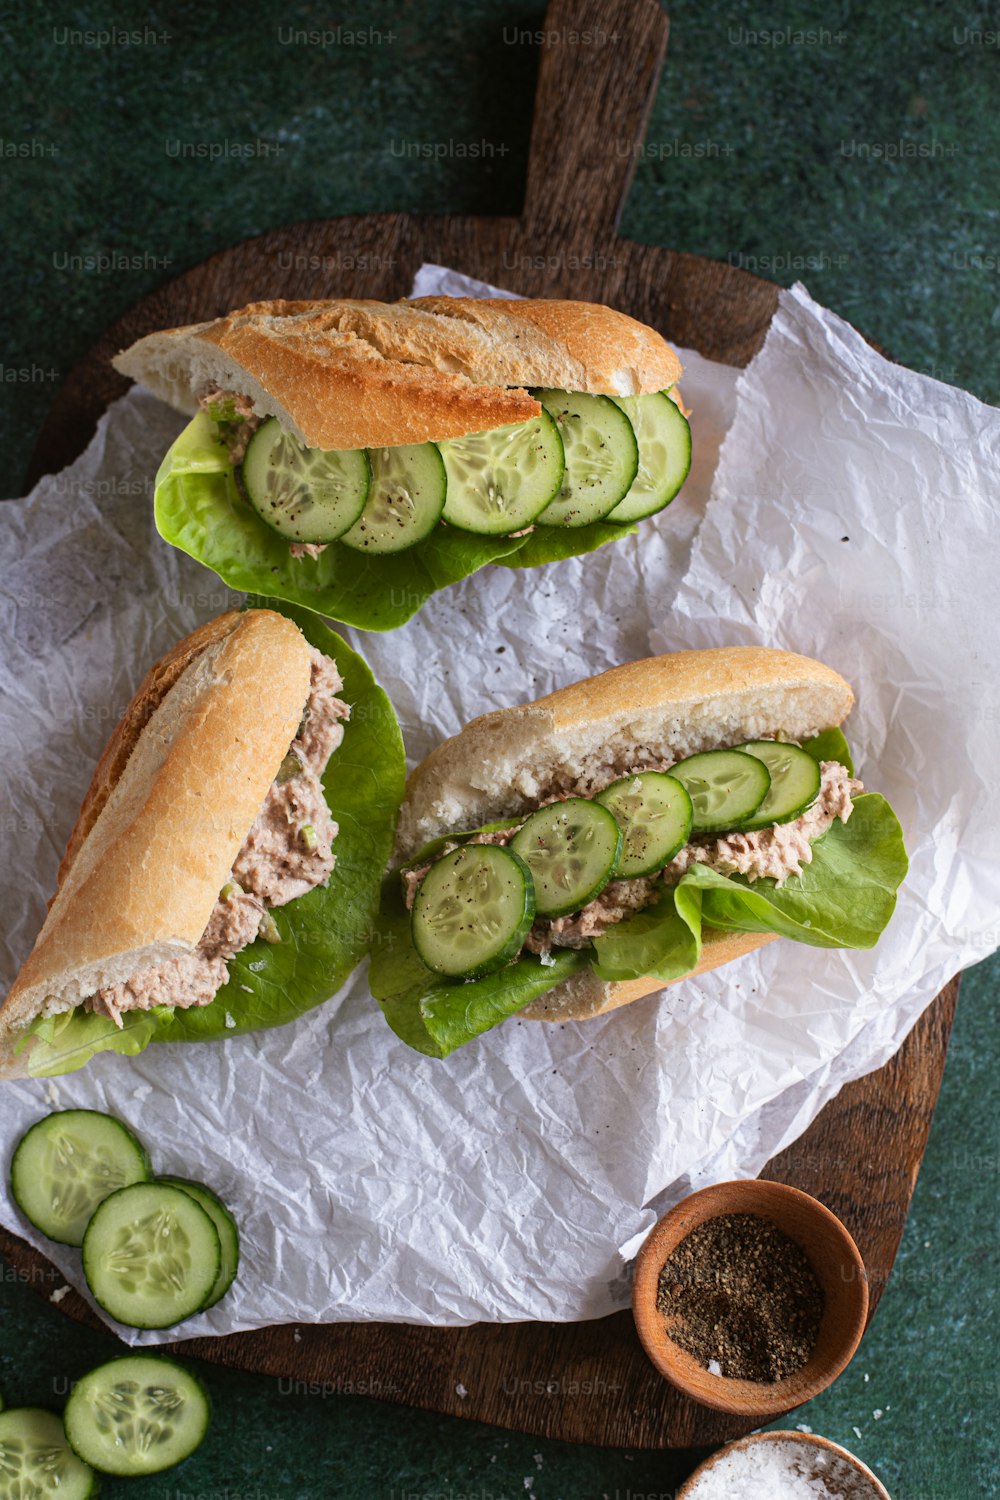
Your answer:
1,2 -> 997,1496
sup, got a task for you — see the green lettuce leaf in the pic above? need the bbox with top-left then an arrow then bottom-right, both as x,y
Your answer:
16,1007 -> 174,1078
17,600 -> 406,1076
801,725 -> 855,775
589,887 -> 703,984
494,517 -> 636,570
594,793 -> 906,981
368,875 -> 589,1058
374,776 -> 908,1055
153,414 -> 635,630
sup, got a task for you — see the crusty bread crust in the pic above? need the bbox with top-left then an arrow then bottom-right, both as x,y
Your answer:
113,297 -> 683,451
59,613 -> 240,883
1,610 -> 311,1057
397,647 -> 853,1023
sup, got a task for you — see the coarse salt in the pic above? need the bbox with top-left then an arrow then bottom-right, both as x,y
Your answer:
683,1437 -> 881,1499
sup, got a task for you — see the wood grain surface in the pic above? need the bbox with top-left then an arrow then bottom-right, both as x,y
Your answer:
7,0 -> 958,1450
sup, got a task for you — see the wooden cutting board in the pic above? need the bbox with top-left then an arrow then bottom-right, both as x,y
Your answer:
5,0 -> 957,1451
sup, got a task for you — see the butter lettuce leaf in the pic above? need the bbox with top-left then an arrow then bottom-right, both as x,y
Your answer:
154,414 -> 636,630
800,725 -> 855,776
16,1007 -> 173,1079
594,793 -> 906,981
17,600 -> 405,1076
368,874 -> 589,1058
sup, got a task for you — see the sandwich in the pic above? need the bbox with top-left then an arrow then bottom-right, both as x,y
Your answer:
1,603 -> 405,1079
369,647 -> 908,1057
112,297 -> 691,631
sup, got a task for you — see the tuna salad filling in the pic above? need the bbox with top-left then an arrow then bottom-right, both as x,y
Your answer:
198,386 -> 261,465
87,647 -> 349,1028
403,756 -> 863,961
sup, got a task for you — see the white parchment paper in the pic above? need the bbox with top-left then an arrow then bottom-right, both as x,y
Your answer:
0,269 -> 997,1343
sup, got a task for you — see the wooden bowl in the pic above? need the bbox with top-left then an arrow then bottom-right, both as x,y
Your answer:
632,1180 -> 868,1418
676,1430 -> 891,1498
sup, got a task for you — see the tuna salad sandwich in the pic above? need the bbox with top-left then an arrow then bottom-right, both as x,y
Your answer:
370,647 -> 908,1057
112,297 -> 691,631
1,605 -> 404,1079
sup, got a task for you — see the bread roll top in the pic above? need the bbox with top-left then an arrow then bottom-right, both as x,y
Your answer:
114,296 -> 684,450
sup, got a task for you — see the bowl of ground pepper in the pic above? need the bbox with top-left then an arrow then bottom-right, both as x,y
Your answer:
632,1180 -> 869,1417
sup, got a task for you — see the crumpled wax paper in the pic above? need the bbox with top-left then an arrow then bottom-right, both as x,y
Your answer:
0,267 -> 997,1343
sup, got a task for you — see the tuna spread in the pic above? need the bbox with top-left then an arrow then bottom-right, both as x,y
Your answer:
197,387 -> 261,465
87,647 -> 349,1027
403,757 -> 863,961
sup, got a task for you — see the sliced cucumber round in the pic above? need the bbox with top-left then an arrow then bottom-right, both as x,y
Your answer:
412,845 -> 535,978
10,1110 -> 152,1247
0,1407 -> 96,1498
340,442 -> 446,553
737,741 -> 822,830
670,749 -> 772,834
533,390 -> 639,527
595,771 -> 694,877
158,1177 -> 239,1310
64,1355 -> 210,1478
241,417 -> 371,543
438,411 -> 565,534
510,798 -> 623,917
82,1182 -> 221,1329
605,392 -> 692,523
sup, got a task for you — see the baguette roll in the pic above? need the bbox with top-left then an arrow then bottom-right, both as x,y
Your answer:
0,610 -> 314,1070
113,296 -> 683,451
395,647 -> 854,1022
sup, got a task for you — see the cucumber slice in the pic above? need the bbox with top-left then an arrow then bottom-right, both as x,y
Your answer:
737,741 -> 822,830
0,1408 -> 96,1498
533,390 -> 639,527
595,772 -> 694,877
670,749 -> 772,834
82,1182 -> 221,1329
438,411 -> 564,534
340,442 -> 446,554
158,1177 -> 239,1310
510,798 -> 623,917
241,418 -> 370,543
10,1110 -> 152,1247
412,845 -> 535,978
605,392 -> 692,523
64,1355 -> 210,1477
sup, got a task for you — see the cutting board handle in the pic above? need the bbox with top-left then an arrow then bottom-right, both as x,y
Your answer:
521,0 -> 669,251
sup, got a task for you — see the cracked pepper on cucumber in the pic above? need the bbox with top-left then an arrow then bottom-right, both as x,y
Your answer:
370,648 -> 908,1058
112,297 -> 691,630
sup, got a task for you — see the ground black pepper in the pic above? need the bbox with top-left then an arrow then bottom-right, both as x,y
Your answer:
655,1212 -> 825,1382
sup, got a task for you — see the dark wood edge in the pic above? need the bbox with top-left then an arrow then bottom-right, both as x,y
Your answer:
521,0 -> 669,246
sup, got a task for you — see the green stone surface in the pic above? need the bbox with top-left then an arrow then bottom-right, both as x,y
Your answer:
0,1 -> 996,1496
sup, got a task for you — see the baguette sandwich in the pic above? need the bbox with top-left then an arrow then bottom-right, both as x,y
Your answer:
113,297 -> 691,632
1,604 -> 404,1079
369,647 -> 907,1057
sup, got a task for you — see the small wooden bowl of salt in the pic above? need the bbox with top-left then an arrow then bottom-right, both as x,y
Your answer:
632,1179 -> 868,1418
677,1430 -> 891,1499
